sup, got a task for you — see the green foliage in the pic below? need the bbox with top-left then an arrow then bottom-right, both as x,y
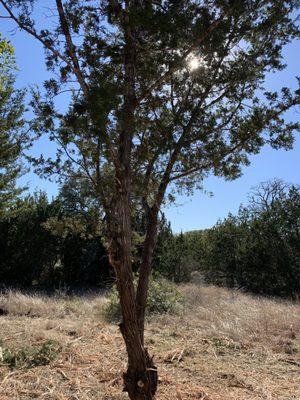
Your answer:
176,180 -> 300,298
0,33 -> 27,215
6,0 -> 298,212
1,340 -> 61,369
1,178 -> 299,299
2,0 -> 300,332
202,216 -> 240,287
146,278 -> 183,314
0,192 -> 61,286
153,227 -> 203,282
103,278 -> 183,322
0,33 -> 14,90
0,35 -> 13,56
151,179 -> 300,298
102,288 -> 120,322
0,187 -> 111,288
234,183 -> 300,296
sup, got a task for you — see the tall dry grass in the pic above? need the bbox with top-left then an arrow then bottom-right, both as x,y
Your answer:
153,284 -> 300,345
0,289 -> 107,319
1,285 -> 299,341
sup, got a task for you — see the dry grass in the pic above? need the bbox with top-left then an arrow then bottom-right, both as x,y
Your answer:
0,285 -> 299,400
180,284 -> 300,342
0,290 -> 106,319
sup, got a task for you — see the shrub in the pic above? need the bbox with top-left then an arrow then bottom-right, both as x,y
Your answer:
103,288 -> 120,322
146,278 -> 183,314
103,278 -> 183,322
1,340 -> 61,369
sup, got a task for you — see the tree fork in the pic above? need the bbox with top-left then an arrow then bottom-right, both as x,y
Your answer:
108,234 -> 158,399
111,1 -> 158,397
136,207 -> 159,344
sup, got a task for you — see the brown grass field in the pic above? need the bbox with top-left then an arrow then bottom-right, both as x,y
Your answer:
0,285 -> 299,400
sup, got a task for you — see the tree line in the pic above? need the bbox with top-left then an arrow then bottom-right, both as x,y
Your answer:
155,179 -> 300,298
1,178 -> 299,298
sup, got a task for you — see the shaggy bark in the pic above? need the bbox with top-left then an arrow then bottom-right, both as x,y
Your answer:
108,218 -> 158,399
136,208 -> 159,344
107,2 -> 158,397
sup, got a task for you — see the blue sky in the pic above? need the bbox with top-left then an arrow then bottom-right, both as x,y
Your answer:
1,8 -> 299,232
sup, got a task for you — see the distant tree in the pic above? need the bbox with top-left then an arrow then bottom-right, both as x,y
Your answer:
0,187 -> 111,288
202,215 -> 240,287
153,225 -> 204,282
247,178 -> 291,214
237,180 -> 300,296
0,33 -> 27,216
152,217 -> 175,278
193,180 -> 300,297
1,1 -> 300,397
0,192 -> 60,286
46,178 -> 112,286
164,232 -> 199,282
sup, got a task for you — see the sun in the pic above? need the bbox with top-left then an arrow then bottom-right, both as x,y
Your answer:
187,54 -> 207,72
188,55 -> 200,71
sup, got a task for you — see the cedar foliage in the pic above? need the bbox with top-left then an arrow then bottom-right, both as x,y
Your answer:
0,33 -> 27,215
159,180 -> 300,298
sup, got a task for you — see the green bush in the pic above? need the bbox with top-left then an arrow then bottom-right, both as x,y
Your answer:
1,340 -> 61,369
103,288 -> 120,322
103,278 -> 183,322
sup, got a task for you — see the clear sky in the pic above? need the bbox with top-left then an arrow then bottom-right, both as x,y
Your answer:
1,6 -> 299,232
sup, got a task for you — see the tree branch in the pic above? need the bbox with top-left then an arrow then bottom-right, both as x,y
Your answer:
0,0 -> 88,94
55,0 -> 88,97
0,1 -> 120,173
136,8 -> 229,104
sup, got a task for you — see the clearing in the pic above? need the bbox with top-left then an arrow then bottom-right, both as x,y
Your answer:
0,285 -> 299,400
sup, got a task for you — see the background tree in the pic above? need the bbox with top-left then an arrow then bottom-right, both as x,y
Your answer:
0,186 -> 112,289
154,230 -> 201,282
0,33 -> 27,216
0,192 -> 60,287
1,1 -> 300,398
247,178 -> 291,214
47,178 -> 112,286
237,180 -> 300,296
185,179 -> 300,297
202,215 -> 240,287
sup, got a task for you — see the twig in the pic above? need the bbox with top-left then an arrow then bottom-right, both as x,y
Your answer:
2,331 -> 24,342
279,358 -> 300,367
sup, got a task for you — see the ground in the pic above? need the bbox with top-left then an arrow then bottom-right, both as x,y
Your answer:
0,285 -> 299,400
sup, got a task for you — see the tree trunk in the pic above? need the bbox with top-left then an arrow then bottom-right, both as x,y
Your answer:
108,173 -> 157,399
108,220 -> 158,399
136,207 -> 159,344
107,2 -> 158,397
